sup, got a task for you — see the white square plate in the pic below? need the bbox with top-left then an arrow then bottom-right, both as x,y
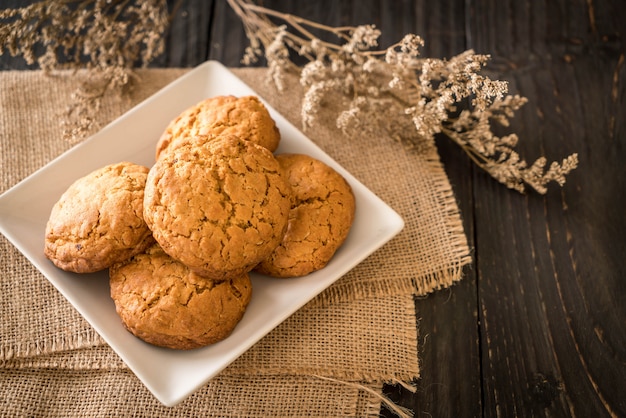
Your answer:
0,61 -> 404,406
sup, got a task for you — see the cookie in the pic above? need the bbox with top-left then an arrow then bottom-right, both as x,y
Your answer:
144,135 -> 292,280
109,244 -> 252,350
255,154 -> 356,278
156,95 -> 280,160
44,162 -> 153,273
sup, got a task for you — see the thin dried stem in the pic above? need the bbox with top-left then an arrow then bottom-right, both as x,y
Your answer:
1,0 -> 175,142
228,0 -> 578,194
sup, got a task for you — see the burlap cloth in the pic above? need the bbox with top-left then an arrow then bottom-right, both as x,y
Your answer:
0,67 -> 471,417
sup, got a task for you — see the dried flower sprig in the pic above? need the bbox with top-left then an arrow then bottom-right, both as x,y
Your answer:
0,0 -> 172,142
228,0 -> 578,194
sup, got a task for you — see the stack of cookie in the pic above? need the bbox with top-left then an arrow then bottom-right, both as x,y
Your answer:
44,95 -> 355,350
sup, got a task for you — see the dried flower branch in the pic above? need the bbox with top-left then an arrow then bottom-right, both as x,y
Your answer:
228,0 -> 578,194
1,0 -> 172,142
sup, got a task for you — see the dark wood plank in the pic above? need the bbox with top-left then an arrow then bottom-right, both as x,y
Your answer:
405,114 -> 480,418
157,0 -> 215,68
468,0 -> 626,416
3,1 -> 625,417
371,1 -> 483,416
207,0 -> 250,66
0,0 -> 215,70
204,2 -> 483,417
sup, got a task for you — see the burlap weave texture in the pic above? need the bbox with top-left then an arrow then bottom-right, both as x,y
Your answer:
0,67 -> 471,416
1,371 -> 383,417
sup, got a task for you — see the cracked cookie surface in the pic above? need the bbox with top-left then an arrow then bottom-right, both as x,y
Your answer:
109,244 -> 252,350
144,135 -> 292,280
44,162 -> 153,273
156,95 -> 280,160
255,154 -> 356,278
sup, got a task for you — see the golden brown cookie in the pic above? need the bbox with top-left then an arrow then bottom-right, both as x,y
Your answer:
109,244 -> 252,350
144,135 -> 292,280
44,162 -> 153,273
255,154 -> 356,278
155,95 -> 280,160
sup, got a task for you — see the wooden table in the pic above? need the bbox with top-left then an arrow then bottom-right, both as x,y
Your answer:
2,1 -> 625,417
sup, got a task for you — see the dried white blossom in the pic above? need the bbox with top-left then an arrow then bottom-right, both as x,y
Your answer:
1,0 -> 171,142
226,0 -> 579,193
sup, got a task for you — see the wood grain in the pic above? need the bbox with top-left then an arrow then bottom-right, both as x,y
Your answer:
468,0 -> 626,416
2,0 -> 625,416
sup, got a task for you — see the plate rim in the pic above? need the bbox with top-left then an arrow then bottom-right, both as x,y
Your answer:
0,60 -> 405,406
